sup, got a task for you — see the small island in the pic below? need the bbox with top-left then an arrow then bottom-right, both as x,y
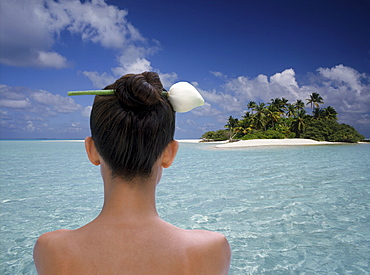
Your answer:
202,93 -> 364,143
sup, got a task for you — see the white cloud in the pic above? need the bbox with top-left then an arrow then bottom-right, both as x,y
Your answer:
210,71 -> 227,79
186,119 -> 196,126
0,84 -> 88,136
0,98 -> 31,109
200,88 -> 233,105
224,76 -> 256,100
357,114 -> 370,125
191,102 -> 222,117
318,64 -> 364,93
112,58 -> 153,76
0,0 -> 53,66
81,106 -> 92,117
0,109 -> 9,119
69,122 -> 82,132
270,69 -> 298,87
59,0 -> 141,49
115,45 -> 153,68
83,66 -> 179,89
0,119 -> 16,129
223,69 -> 305,104
84,56 -> 155,88
188,88 -> 236,133
26,121 -> 35,132
1,0 -> 177,87
158,72 -> 179,89
0,84 -> 82,116
269,68 -> 301,99
37,51 -> 70,68
0,0 -> 146,68
31,90 -> 81,113
315,65 -> 370,114
81,71 -> 116,88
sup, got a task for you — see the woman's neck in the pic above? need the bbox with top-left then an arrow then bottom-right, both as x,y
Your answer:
97,162 -> 162,223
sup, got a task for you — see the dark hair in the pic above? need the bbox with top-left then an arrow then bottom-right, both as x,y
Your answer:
90,72 -> 175,181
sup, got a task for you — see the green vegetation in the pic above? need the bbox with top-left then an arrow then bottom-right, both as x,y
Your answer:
201,93 -> 364,143
202,129 -> 230,141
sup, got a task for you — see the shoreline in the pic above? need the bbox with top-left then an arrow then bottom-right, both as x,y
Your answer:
176,138 -> 349,147
214,139 -> 342,148
177,139 -> 204,143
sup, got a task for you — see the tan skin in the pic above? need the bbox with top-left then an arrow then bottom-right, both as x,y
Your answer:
34,138 -> 231,274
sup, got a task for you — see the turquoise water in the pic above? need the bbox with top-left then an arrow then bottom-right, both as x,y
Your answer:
1,140 -> 370,274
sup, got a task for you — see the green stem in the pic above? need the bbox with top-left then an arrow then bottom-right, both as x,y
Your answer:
67,90 -> 115,96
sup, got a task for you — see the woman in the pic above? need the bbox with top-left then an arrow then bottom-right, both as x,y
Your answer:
34,72 -> 231,274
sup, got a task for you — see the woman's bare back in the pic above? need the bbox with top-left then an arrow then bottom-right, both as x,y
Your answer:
34,218 -> 230,274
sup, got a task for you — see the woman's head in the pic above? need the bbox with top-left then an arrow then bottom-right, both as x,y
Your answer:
90,72 -> 175,181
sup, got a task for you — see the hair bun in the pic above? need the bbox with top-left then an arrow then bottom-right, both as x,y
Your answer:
110,72 -> 164,109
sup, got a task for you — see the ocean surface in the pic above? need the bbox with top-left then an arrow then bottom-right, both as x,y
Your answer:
1,140 -> 370,274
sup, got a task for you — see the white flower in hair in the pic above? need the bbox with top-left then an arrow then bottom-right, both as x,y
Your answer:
67,81 -> 205,113
167,82 -> 205,113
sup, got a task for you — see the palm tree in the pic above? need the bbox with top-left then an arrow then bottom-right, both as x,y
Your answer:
291,110 -> 307,137
306,92 -> 324,110
286,103 -> 296,118
270,97 -> 287,116
242,111 -> 252,120
281,97 -> 289,115
238,115 -> 253,134
225,116 -> 239,140
294,99 -> 305,111
253,103 -> 266,130
323,106 -> 338,120
313,108 -> 325,119
247,101 -> 257,114
265,104 -> 280,129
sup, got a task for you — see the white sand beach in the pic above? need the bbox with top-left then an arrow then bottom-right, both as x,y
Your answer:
177,139 -> 203,143
215,139 -> 337,148
177,139 -> 230,144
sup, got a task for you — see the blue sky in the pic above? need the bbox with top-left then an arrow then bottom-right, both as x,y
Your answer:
1,0 -> 369,139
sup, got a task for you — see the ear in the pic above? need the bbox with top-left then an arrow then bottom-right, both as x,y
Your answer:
161,140 -> 179,168
85,137 -> 101,166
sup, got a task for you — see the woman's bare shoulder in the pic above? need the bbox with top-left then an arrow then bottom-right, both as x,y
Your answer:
34,229 -> 73,253
34,229 -> 74,251
186,229 -> 228,249
33,229 -> 74,274
180,229 -> 231,275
